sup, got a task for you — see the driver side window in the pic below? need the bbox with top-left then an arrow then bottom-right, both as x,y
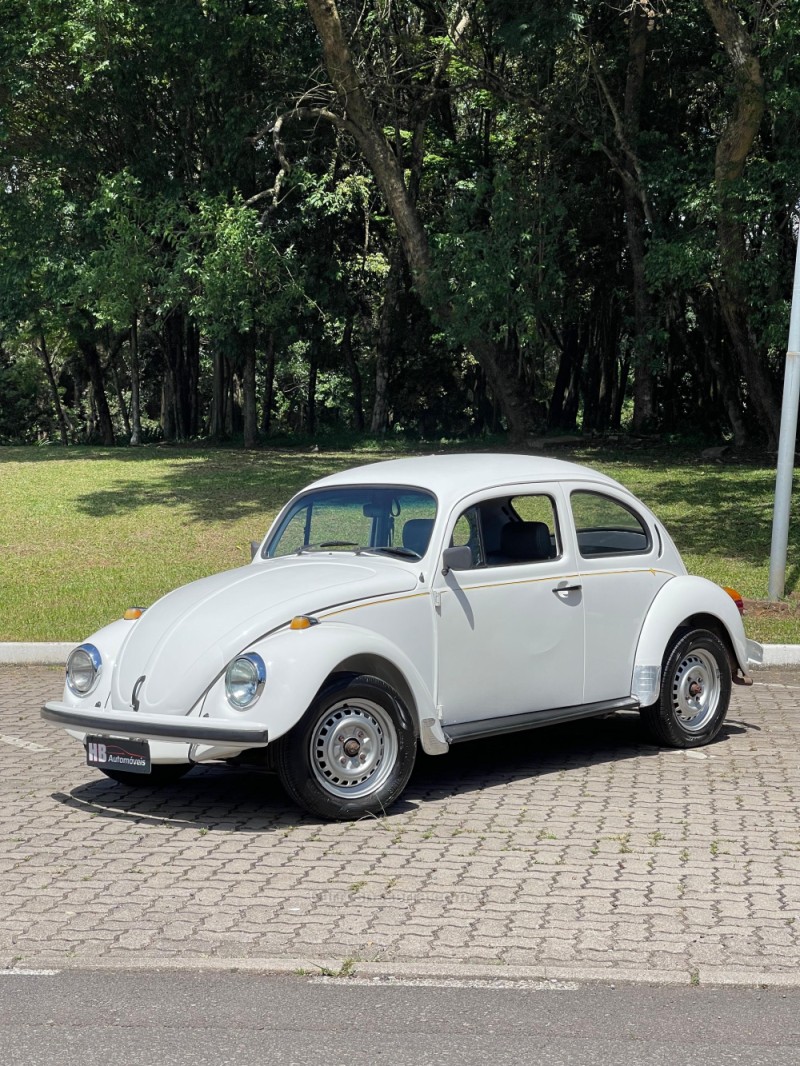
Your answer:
450,494 -> 559,569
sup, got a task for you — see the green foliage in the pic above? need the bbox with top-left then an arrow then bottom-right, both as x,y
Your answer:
190,196 -> 302,340
1,0 -> 799,445
0,442 -> 794,642
0,350 -> 47,443
80,171 -> 156,326
431,166 -> 565,348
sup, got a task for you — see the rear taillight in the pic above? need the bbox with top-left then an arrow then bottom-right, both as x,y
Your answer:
723,586 -> 744,615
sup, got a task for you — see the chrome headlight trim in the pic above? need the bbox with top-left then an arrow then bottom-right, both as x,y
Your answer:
66,643 -> 102,696
224,652 -> 266,709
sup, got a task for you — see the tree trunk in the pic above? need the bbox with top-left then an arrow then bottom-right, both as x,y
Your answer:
242,333 -> 258,449
107,342 -> 131,439
304,0 -> 533,442
35,331 -> 69,446
548,325 -> 581,430
703,0 -> 778,445
210,348 -> 226,440
160,375 -> 175,441
225,363 -> 236,437
624,5 -> 654,431
129,314 -> 142,446
185,316 -> 200,438
307,337 -> 318,437
261,332 -> 275,435
341,317 -> 364,431
77,334 -> 115,446
371,246 -> 404,434
164,312 -> 180,441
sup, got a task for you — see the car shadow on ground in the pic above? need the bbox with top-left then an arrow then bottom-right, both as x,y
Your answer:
50,712 -> 756,832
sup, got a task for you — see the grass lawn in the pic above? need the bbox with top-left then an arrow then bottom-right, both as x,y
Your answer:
0,440 -> 797,644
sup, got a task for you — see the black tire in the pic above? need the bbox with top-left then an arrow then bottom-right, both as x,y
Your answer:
641,628 -> 731,748
276,674 -> 417,820
99,763 -> 193,787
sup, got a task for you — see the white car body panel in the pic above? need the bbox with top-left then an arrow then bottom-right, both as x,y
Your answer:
433,484 -> 585,721
42,453 -> 761,780
109,557 -> 417,716
633,574 -> 755,683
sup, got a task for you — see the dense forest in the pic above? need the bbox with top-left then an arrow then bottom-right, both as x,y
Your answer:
1,0 -> 798,448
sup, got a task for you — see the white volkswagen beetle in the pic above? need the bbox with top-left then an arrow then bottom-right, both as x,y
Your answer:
42,454 -> 762,820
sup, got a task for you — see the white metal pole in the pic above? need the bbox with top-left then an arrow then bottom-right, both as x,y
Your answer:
768,230 -> 800,600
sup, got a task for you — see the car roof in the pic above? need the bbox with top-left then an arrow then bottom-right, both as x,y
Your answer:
308,453 -> 625,507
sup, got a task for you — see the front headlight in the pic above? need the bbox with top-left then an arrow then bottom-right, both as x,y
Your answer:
225,653 -> 266,709
66,643 -> 102,696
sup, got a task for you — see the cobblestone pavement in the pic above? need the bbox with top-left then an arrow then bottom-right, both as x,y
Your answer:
3,665 -> 800,985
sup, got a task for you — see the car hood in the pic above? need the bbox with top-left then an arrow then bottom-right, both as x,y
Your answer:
109,556 -> 418,715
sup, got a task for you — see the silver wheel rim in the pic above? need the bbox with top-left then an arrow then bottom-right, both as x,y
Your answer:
671,648 -> 721,732
310,697 -> 398,799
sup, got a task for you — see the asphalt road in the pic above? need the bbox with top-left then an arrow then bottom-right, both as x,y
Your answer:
1,969 -> 799,1066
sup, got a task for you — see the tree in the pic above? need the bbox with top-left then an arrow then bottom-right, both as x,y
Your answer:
303,0 -> 535,440
703,0 -> 780,446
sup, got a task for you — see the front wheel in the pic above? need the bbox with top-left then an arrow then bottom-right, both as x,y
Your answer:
641,628 -> 732,748
276,674 -> 417,820
99,763 -> 193,787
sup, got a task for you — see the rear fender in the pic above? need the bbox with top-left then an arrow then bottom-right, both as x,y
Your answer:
632,576 -> 751,706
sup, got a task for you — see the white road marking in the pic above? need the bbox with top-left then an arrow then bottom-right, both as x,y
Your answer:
0,969 -> 60,976
0,734 -> 52,753
310,976 -> 578,990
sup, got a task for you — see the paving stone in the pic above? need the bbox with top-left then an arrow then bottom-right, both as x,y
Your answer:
4,665 -> 800,980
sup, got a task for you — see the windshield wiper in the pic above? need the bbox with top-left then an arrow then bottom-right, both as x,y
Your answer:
296,541 -> 360,554
356,546 -> 421,559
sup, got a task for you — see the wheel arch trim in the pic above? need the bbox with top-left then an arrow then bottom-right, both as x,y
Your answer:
252,624 -> 437,749
632,576 -> 752,701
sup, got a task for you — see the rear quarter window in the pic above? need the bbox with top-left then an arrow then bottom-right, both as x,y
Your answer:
570,490 -> 651,558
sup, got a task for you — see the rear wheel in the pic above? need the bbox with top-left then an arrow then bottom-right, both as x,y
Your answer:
641,628 -> 731,748
276,674 -> 417,820
99,763 -> 193,787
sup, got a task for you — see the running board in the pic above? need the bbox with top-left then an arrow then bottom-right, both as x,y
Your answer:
444,697 -> 640,745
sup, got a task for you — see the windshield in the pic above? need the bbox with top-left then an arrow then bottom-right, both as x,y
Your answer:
266,486 -> 437,560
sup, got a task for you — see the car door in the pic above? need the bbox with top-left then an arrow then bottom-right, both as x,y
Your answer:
569,484 -> 675,703
433,484 -> 585,728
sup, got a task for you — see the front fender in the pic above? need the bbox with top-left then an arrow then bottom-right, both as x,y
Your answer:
57,618 -> 138,707
632,576 -> 755,704
200,622 -> 437,748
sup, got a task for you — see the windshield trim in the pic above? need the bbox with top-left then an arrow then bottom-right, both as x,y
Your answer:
262,483 -> 440,561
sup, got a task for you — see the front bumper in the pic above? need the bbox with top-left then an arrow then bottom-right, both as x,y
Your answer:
41,702 -> 269,747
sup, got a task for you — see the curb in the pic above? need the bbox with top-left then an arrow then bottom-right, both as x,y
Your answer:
0,643 -> 76,665
2,953 -> 800,989
2,641 -> 800,666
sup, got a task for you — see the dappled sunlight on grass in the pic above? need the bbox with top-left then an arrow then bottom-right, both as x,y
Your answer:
0,445 -> 394,640
0,442 -> 795,642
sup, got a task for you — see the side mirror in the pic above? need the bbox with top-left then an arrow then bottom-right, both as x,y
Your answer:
250,540 -> 261,561
441,544 -> 472,576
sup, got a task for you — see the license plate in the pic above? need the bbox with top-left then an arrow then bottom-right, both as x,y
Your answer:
86,736 -> 151,774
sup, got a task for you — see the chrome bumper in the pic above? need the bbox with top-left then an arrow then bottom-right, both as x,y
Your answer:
41,702 -> 269,746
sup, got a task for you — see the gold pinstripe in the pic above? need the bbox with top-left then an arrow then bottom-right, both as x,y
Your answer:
317,566 -> 677,620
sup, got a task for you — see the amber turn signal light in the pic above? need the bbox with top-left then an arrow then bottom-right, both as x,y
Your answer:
123,607 -> 145,620
289,615 -> 319,630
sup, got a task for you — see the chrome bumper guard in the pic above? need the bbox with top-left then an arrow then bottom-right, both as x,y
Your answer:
746,638 -> 764,665
41,702 -> 269,746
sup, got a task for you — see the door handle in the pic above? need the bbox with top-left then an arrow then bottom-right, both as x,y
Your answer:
553,583 -> 582,596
